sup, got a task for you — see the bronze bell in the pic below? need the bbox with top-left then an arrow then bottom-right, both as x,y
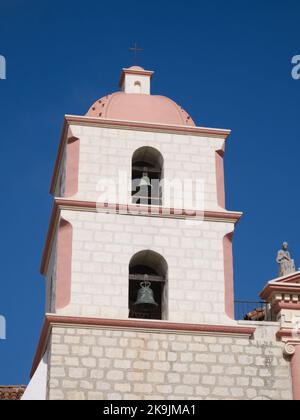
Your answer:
134,276 -> 158,309
138,168 -> 152,188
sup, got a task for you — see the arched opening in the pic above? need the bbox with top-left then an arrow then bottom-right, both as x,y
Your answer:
132,147 -> 163,206
129,251 -> 168,320
133,81 -> 142,93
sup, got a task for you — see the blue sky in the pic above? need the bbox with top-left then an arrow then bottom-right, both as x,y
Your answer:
0,0 -> 299,384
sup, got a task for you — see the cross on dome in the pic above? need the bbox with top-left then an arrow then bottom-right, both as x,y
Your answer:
129,42 -> 144,65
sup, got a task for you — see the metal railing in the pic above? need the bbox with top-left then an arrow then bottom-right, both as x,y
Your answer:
235,300 -> 277,322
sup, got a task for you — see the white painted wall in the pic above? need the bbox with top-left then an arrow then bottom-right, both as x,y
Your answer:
22,353 -> 48,400
122,73 -> 151,94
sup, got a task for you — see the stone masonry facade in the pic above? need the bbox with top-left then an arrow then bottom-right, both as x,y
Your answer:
48,324 -> 292,400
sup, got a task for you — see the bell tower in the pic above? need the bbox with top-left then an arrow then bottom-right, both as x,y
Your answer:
41,66 -> 242,326
26,65 -> 295,401
38,65 -> 243,328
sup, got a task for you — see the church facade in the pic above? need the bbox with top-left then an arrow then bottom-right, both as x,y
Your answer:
22,66 -> 300,400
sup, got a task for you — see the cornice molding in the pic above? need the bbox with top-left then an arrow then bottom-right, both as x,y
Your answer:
277,329 -> 300,340
272,301 -> 300,315
58,199 -> 242,222
260,283 -> 300,301
65,114 -> 231,138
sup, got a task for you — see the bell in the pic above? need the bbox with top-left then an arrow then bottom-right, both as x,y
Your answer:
138,168 -> 152,188
134,276 -> 158,309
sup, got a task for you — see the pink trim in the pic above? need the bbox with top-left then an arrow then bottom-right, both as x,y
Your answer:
276,328 -> 300,345
276,330 -> 300,339
260,283 -> 300,301
273,302 -> 300,315
216,149 -> 226,208
291,346 -> 300,400
65,136 -> 79,197
47,315 -> 256,335
56,219 -> 72,309
224,233 -> 235,319
30,315 -> 256,378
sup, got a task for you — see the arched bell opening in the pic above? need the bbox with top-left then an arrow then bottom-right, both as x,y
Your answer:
133,81 -> 142,94
128,250 -> 168,320
131,146 -> 163,206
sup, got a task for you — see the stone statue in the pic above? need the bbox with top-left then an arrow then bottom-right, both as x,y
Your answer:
276,242 -> 296,277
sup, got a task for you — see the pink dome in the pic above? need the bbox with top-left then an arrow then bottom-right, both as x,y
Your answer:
86,92 -> 195,127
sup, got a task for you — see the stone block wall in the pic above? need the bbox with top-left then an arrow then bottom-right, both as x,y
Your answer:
47,324 -> 292,400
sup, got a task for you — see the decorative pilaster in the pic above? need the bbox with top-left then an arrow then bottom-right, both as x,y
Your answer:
281,341 -> 300,400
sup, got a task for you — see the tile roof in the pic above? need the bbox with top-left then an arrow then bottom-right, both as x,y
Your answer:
0,386 -> 26,400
